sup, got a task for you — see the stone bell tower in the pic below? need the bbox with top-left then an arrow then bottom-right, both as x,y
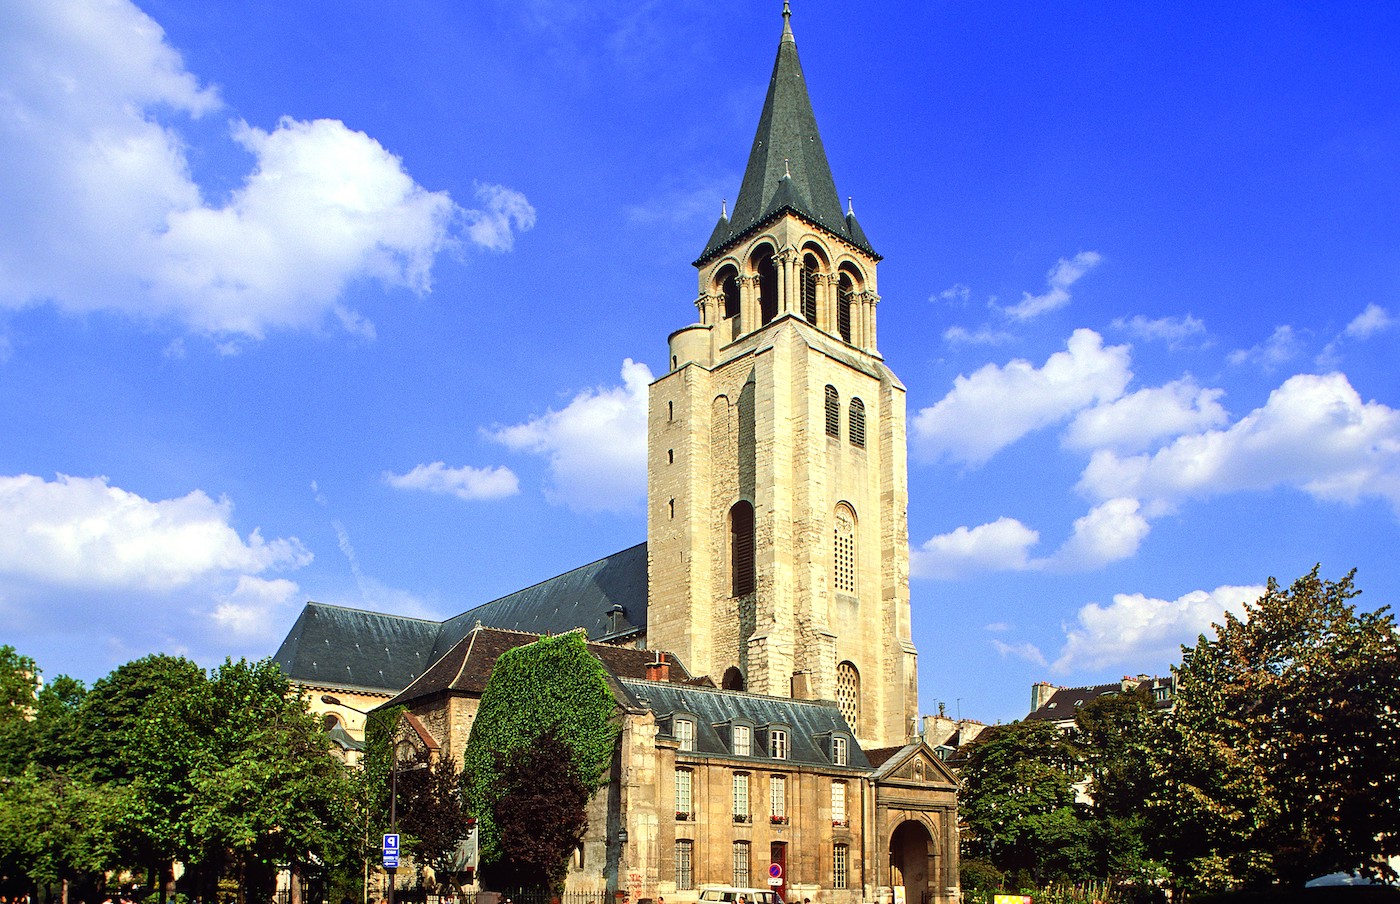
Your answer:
646,3 -> 917,749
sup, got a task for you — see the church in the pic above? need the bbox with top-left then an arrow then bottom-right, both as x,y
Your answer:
273,6 -> 959,904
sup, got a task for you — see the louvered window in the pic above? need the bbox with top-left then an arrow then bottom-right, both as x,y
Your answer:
801,254 -> 819,322
824,385 -> 840,437
838,275 -> 854,343
849,398 -> 865,447
730,501 -> 755,597
833,507 -> 856,594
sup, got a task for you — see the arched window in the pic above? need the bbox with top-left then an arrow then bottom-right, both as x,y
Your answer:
836,661 -> 860,731
849,398 -> 865,447
833,505 -> 856,594
730,501 -> 755,597
322,713 -> 342,732
800,253 -> 820,323
723,666 -> 745,691
837,273 -> 854,343
753,246 -> 778,326
824,385 -> 840,437
717,265 -> 741,320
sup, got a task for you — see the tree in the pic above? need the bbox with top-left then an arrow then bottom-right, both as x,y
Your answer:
462,632 -> 621,889
956,719 -> 1091,883
398,753 -> 473,890
488,731 -> 590,892
1153,567 -> 1400,890
0,645 -> 41,778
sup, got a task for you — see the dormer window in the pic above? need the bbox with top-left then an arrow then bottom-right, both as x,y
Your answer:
832,735 -> 848,766
733,724 -> 752,757
675,718 -> 695,752
770,729 -> 789,760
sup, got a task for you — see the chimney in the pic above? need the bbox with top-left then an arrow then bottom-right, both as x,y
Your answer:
790,670 -> 812,699
1031,681 -> 1058,713
646,651 -> 670,682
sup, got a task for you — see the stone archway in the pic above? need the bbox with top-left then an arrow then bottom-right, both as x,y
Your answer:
888,820 -> 934,904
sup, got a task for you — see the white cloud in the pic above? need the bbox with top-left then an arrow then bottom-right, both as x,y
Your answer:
1000,251 -> 1101,321
1045,498 -> 1151,571
911,517 -> 1039,579
211,575 -> 301,641
1227,325 -> 1302,369
934,284 -> 972,305
943,325 -> 1015,346
992,639 -> 1048,667
0,473 -> 309,591
383,461 -> 520,501
1052,583 -> 1265,673
1345,303 -> 1394,340
491,359 -> 653,512
1078,372 -> 1400,515
1111,313 -> 1207,348
0,0 -> 533,339
912,328 -> 1132,465
1064,378 -> 1229,454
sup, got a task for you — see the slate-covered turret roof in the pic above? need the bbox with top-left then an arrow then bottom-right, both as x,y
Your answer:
273,543 -> 649,695
698,3 -> 876,263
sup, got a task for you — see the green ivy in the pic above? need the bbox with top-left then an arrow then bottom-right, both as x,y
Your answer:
462,632 -> 622,867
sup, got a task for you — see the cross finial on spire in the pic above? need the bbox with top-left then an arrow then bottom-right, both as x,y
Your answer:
722,199 -> 728,218
847,196 -> 854,216
782,1 -> 794,41
784,157 -> 791,178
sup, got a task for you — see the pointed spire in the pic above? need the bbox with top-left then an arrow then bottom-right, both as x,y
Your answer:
698,2 -> 875,262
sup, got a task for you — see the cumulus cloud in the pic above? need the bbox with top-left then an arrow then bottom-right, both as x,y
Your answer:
912,329 -> 1132,465
383,461 -> 520,501
1052,583 -> 1265,673
1044,498 -> 1151,571
211,575 -> 301,641
1112,313 -> 1207,348
1345,303 -> 1394,340
1078,372 -> 1400,515
992,639 -> 1048,667
1000,251 -> 1102,321
911,517 -> 1039,579
1064,378 -> 1229,454
0,0 -> 533,339
491,359 -> 653,513
0,473 -> 309,590
1227,325 -> 1302,369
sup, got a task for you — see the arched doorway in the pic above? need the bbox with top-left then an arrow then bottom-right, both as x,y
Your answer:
889,820 -> 934,904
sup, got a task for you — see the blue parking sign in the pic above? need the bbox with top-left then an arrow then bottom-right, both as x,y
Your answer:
383,833 -> 400,869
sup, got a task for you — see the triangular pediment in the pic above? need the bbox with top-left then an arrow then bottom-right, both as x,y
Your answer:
872,741 -> 957,788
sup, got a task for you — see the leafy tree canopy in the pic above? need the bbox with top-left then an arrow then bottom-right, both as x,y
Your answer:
1153,567 -> 1400,891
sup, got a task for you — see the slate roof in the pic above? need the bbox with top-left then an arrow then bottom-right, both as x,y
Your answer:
273,543 -> 649,695
621,679 -> 871,771
1025,683 -> 1126,722
386,626 -> 693,708
697,5 -> 876,264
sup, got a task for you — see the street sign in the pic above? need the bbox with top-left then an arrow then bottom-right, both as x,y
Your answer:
769,863 -> 783,879
383,833 -> 400,869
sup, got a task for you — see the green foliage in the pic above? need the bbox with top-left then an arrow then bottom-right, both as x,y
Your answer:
1152,567 -> 1400,891
462,632 -> 621,873
398,752 -> 474,885
958,719 -> 1088,882
0,645 -> 41,777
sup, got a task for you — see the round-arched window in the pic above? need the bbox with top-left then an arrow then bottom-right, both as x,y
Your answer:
836,661 -> 860,731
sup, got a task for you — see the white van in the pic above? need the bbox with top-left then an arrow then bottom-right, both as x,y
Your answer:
697,887 -> 786,904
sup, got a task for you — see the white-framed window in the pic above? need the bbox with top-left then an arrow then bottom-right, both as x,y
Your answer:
832,779 -> 847,825
833,843 -> 849,889
832,735 -> 848,766
733,772 -> 750,821
770,729 -> 789,760
770,774 -> 787,820
675,718 -> 695,751
733,841 -> 751,887
676,840 -> 694,890
733,724 -> 751,757
675,768 -> 693,817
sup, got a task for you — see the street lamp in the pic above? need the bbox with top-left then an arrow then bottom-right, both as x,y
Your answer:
321,695 -> 426,904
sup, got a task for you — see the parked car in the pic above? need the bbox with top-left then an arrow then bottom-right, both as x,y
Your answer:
698,886 -> 786,904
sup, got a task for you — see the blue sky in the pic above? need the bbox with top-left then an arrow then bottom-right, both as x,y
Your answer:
2,0 -> 1397,725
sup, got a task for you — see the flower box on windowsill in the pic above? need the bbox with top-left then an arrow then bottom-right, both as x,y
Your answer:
770,815 -> 789,825
832,819 -> 849,828
733,814 -> 752,824
676,811 -> 692,821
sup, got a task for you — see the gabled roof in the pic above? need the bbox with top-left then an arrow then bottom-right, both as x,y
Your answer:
386,626 -> 693,708
698,4 -> 875,263
869,741 -> 959,788
274,543 -> 650,696
622,679 -> 871,771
